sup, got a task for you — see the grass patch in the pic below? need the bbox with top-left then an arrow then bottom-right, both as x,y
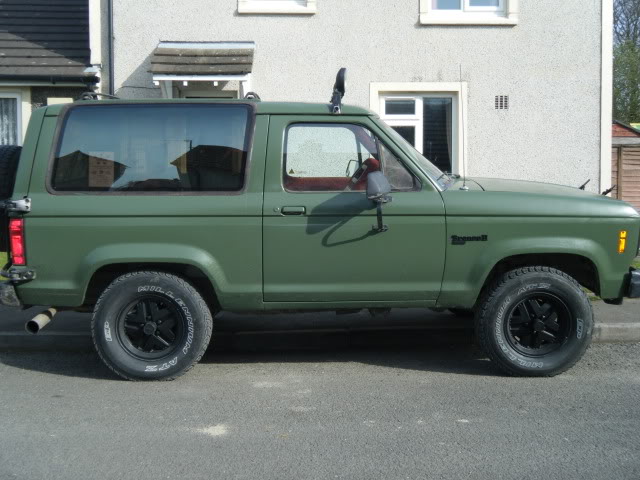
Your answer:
0,251 -> 5,266
633,257 -> 640,269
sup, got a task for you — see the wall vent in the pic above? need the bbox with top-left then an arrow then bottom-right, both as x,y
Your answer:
495,95 -> 509,110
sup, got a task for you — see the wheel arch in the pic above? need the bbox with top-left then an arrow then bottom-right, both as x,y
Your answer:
83,262 -> 220,314
477,253 -> 600,305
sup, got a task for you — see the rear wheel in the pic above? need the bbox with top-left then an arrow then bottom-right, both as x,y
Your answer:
475,266 -> 593,377
0,145 -> 22,253
92,271 -> 213,381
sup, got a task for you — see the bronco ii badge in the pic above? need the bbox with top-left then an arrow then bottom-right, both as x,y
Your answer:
451,235 -> 488,245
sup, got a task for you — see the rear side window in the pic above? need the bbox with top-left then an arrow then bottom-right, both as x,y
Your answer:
51,104 -> 252,192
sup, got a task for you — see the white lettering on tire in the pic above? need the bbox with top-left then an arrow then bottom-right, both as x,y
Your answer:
104,321 -> 112,342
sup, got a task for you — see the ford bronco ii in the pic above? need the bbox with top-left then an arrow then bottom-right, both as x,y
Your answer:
1,71 -> 639,380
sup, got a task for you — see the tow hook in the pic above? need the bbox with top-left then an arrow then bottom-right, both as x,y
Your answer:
25,308 -> 57,334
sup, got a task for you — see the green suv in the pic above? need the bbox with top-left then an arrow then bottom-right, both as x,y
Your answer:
1,75 -> 639,380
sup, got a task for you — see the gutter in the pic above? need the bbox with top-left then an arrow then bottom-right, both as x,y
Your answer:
108,0 -> 115,96
0,75 -> 99,84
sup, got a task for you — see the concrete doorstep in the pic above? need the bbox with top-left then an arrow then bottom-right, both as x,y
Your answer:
0,300 -> 638,352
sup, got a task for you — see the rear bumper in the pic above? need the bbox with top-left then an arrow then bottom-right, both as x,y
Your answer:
628,268 -> 640,298
0,266 -> 35,308
0,281 -> 21,308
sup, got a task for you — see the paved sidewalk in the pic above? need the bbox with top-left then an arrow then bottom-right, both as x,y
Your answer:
0,299 -> 638,351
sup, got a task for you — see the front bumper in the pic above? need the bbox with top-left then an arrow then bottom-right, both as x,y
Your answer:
628,268 -> 640,298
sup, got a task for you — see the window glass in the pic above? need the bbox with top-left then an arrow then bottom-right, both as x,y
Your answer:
391,126 -> 416,146
422,98 -> 453,173
283,123 -> 418,192
0,97 -> 18,146
52,104 -> 251,192
433,0 -> 461,9
468,0 -> 500,7
385,99 -> 416,115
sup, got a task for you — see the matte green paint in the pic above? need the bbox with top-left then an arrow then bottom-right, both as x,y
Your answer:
7,100 -> 640,311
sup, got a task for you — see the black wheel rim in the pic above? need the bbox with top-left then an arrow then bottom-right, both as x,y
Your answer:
504,292 -> 573,356
116,295 -> 185,360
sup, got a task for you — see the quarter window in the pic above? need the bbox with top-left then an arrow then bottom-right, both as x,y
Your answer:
52,104 -> 251,192
283,123 -> 418,192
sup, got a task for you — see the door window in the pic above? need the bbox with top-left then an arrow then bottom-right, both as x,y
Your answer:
283,123 -> 418,192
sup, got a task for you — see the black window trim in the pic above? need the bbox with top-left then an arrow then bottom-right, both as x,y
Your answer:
45,101 -> 257,197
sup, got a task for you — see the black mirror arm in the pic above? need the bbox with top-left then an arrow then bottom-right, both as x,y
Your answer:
373,202 -> 388,233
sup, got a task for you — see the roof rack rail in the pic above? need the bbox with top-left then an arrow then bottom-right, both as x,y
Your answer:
78,92 -> 120,101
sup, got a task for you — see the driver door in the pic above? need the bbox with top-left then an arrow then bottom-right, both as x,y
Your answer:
262,115 -> 446,304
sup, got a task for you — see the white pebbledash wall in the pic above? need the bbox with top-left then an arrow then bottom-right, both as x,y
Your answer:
111,0 -> 608,192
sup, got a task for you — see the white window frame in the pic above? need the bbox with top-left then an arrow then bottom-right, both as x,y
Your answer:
420,0 -> 518,25
238,0 -> 316,15
0,92 -> 22,146
370,82 -> 467,175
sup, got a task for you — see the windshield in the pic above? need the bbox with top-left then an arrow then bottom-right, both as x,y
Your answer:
379,120 -> 454,190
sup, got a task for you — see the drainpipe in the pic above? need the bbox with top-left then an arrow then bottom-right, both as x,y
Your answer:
108,0 -> 115,95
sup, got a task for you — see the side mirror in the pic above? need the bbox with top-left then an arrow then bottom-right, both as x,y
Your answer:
367,171 -> 392,203
366,171 -> 392,233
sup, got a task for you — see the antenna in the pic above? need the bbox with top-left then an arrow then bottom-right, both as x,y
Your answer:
459,65 -> 469,191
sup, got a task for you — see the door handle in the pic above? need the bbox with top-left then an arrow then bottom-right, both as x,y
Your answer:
281,206 -> 306,215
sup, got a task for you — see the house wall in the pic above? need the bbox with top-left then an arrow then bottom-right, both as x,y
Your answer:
111,0 -> 604,191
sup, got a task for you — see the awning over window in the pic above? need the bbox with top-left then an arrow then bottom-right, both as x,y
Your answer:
150,41 -> 254,76
150,41 -> 255,98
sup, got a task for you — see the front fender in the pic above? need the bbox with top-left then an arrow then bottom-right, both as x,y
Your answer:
437,216 -> 639,307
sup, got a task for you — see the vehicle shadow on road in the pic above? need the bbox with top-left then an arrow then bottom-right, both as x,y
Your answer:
0,329 -> 499,380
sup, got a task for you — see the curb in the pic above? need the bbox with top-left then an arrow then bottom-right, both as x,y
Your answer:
1,322 -> 639,352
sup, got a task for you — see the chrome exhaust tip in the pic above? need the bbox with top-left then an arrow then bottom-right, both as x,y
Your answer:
25,308 -> 57,335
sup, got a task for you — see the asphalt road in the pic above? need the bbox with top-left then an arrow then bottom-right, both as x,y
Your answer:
1,339 -> 639,480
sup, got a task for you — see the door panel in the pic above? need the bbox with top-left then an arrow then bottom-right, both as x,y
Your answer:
262,115 -> 446,303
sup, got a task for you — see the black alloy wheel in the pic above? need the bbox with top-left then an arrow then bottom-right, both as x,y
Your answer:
505,293 -> 572,356
117,296 -> 185,359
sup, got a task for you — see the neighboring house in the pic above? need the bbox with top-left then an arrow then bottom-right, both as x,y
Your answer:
97,1 -> 614,191
612,121 -> 640,210
0,0 -> 99,146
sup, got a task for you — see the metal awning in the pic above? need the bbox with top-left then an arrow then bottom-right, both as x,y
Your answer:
150,41 -> 255,98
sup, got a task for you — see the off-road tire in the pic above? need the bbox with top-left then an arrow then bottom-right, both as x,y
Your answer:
91,271 -> 213,381
0,145 -> 22,253
475,266 -> 593,377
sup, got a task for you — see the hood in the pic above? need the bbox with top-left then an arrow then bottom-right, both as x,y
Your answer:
469,177 -> 602,197
442,177 -> 639,219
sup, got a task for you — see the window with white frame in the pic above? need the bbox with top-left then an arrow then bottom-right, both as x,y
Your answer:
380,94 -> 458,174
420,0 -> 518,25
238,0 -> 316,14
0,92 -> 21,146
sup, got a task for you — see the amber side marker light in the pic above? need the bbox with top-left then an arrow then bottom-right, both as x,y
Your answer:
618,230 -> 628,254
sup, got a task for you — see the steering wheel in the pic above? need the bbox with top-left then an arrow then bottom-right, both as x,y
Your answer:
345,157 -> 381,191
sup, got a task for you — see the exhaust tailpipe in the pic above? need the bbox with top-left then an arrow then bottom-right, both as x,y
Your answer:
25,308 -> 57,335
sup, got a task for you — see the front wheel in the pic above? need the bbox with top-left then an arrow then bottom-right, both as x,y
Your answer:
475,266 -> 593,377
91,271 -> 213,381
